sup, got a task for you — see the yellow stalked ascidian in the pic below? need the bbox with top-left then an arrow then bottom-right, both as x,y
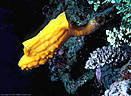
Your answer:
18,11 -> 99,70
18,12 -> 71,70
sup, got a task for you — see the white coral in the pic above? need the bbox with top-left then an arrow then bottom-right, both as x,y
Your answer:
103,80 -> 130,96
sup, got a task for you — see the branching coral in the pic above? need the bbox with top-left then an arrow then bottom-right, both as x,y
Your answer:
106,27 -> 131,47
85,45 -> 131,89
85,45 -> 130,69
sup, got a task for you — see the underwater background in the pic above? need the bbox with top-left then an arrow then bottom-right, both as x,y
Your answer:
0,0 -> 130,96
0,0 -> 51,95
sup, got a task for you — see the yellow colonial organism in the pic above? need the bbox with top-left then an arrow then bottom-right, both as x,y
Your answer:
18,12 -> 99,70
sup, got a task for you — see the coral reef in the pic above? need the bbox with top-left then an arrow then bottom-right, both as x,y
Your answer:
18,0 -> 130,95
46,0 -> 131,95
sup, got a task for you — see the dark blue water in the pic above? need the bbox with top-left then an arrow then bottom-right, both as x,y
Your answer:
0,0 -> 50,95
